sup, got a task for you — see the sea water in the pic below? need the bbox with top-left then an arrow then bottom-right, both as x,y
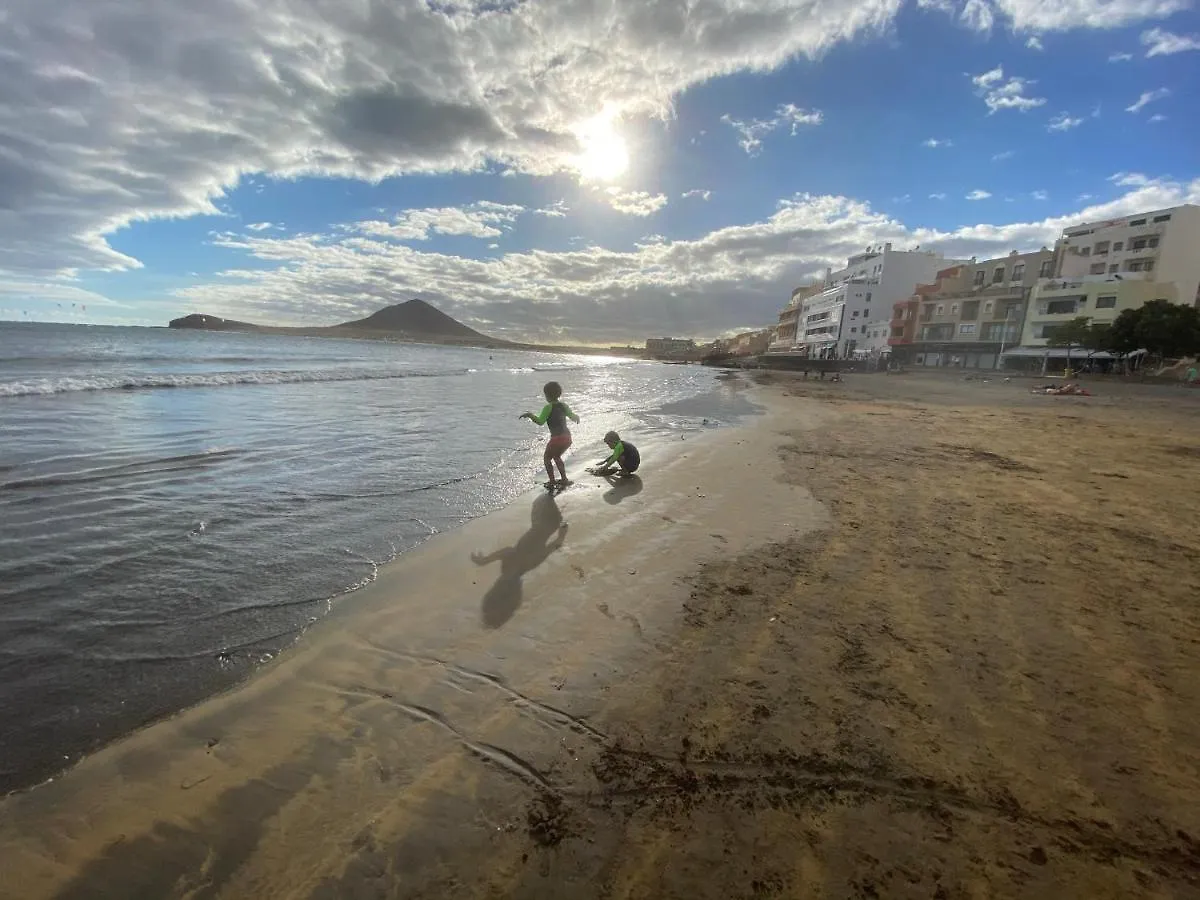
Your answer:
0,323 -> 753,792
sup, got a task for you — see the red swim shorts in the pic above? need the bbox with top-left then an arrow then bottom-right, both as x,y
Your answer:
546,433 -> 573,454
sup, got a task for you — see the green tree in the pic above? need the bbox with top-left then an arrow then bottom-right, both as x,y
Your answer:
1108,301 -> 1200,359
1047,316 -> 1094,371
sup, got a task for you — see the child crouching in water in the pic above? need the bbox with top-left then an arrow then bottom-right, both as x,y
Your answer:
590,431 -> 640,477
519,381 -> 580,488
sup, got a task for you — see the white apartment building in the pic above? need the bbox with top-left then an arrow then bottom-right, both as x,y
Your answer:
1018,276 -> 1180,346
1058,204 -> 1200,308
798,243 -> 954,358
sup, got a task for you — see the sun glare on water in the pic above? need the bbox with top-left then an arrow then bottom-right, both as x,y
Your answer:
573,110 -> 630,182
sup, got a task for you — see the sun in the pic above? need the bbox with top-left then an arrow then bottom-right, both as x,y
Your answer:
572,110 -> 630,182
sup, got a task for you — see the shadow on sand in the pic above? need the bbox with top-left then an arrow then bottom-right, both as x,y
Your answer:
602,473 -> 643,505
472,493 -> 567,629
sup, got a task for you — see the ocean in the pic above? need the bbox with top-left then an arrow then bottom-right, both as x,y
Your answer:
0,322 -> 754,794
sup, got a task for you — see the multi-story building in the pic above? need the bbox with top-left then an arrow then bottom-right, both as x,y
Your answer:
645,337 -> 696,357
770,283 -> 823,350
1058,204 -> 1200,308
797,243 -> 955,358
890,248 -> 1059,369
1018,276 -> 1181,346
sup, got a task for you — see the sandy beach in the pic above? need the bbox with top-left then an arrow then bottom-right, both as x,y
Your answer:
3,372 -> 1200,899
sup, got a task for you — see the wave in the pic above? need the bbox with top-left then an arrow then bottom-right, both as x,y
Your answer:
0,367 -> 472,398
0,449 -> 241,492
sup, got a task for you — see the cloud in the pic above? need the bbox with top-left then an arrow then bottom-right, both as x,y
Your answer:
1077,193 -> 1094,202
1126,87 -> 1170,113
929,193 -> 947,200
1031,190 -> 1048,200
921,0 -> 1186,32
1047,112 -> 1085,131
0,0 -> 910,277
682,189 -> 713,200
721,104 -> 823,155
893,194 -> 912,203
1141,27 -> 1200,56
534,201 -> 570,218
1026,35 -> 1044,50
353,201 -> 525,241
1109,51 -> 1135,61
169,175 -> 1200,343
922,138 -> 953,148
604,189 -> 668,217
992,150 -> 1015,161
960,0 -> 995,30
245,222 -> 277,232
970,66 -> 1046,113
1109,172 -> 1151,187
1148,113 -> 1167,122
966,189 -> 992,200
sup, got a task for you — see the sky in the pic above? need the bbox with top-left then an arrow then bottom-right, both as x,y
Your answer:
1,0 -> 1198,344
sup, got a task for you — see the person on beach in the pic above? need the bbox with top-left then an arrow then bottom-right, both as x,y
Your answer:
520,381 -> 580,487
589,431 -> 640,478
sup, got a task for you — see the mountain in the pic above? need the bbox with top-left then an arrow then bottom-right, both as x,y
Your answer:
334,299 -> 488,340
169,299 -> 501,345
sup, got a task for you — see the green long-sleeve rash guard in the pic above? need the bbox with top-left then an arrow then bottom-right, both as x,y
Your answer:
527,401 -> 576,435
602,441 -> 624,465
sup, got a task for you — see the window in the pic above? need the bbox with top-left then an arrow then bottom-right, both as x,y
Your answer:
974,270 -> 986,286
959,323 -> 976,335
1092,242 -> 1109,255
1148,236 -> 1159,248
992,267 -> 1005,283
1090,262 -> 1106,275
936,304 -> 945,315
951,303 -> 959,314
1096,295 -> 1117,309
865,292 -> 872,304
850,327 -> 857,333
1080,247 -> 1091,257
1109,264 -> 1119,274
1113,241 -> 1123,252
1129,218 -> 1146,226
962,300 -> 980,320
1039,260 -> 1053,277
1131,238 -> 1147,250
984,301 -> 993,313
852,310 -> 859,317
1127,259 -> 1156,272
1047,299 -> 1077,314
1011,264 -> 1025,280
1153,214 -> 1171,223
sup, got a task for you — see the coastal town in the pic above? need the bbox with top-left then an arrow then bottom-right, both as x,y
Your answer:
643,202 -> 1200,377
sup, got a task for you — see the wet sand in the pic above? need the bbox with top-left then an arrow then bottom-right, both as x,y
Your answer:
3,373 -> 1200,899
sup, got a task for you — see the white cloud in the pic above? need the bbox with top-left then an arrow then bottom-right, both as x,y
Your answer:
0,0 -> 906,277
1047,112 -> 1085,131
1031,190 -> 1048,200
682,189 -> 713,200
960,0 -> 995,31
922,138 -> 953,148
893,194 -> 912,203
534,201 -> 570,218
1148,113 -> 1167,122
1126,87 -> 1170,113
1141,27 -> 1200,56
971,66 -> 1046,113
1109,51 -> 1135,61
1109,172 -> 1151,187
929,192 -> 947,200
992,150 -> 1015,161
353,201 -> 524,241
966,189 -> 993,200
1026,35 -> 1044,50
246,222 -> 277,232
168,175 -> 1200,342
604,189 -> 668,217
922,0 -> 1187,32
1077,193 -> 1094,202
721,104 -> 823,155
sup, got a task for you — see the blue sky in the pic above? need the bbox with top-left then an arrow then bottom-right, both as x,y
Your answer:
1,0 -> 1197,343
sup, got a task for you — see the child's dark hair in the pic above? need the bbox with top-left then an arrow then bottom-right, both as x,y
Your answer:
604,431 -> 620,443
543,381 -> 563,401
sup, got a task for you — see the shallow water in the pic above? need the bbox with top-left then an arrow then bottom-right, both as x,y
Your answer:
0,323 -> 742,793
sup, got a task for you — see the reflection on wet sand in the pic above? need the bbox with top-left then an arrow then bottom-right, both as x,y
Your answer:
471,493 -> 567,628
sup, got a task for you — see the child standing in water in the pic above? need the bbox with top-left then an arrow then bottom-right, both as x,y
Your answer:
520,381 -> 580,488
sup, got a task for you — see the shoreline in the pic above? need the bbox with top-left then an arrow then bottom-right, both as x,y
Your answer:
4,374 -> 1200,898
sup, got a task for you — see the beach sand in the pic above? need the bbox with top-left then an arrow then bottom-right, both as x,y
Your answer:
3,373 -> 1200,899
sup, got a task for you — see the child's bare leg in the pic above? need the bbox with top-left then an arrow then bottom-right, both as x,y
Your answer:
553,455 -> 567,482
543,447 -> 556,483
